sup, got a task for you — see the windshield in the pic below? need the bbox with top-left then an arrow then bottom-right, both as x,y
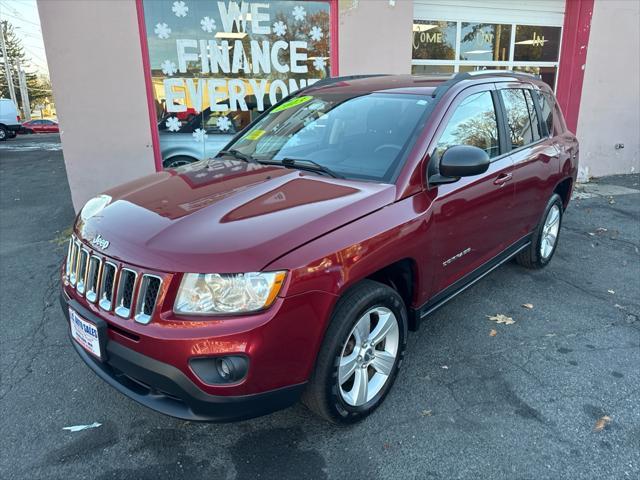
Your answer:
227,92 -> 433,182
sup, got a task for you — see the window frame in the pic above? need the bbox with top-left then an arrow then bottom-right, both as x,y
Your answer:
432,87 -> 504,162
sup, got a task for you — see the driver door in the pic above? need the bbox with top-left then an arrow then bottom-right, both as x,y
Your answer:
426,84 -> 516,294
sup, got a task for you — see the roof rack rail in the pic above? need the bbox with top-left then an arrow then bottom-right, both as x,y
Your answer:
430,69 -> 538,99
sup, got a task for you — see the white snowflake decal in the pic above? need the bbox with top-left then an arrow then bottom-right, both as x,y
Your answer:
172,1 -> 188,17
309,26 -> 324,42
192,128 -> 208,143
313,57 -> 326,71
272,20 -> 287,37
292,5 -> 306,22
165,117 -> 180,132
200,16 -> 216,33
154,22 -> 171,39
216,116 -> 231,132
161,60 -> 177,76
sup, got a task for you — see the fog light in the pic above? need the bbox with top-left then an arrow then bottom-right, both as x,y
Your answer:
190,355 -> 248,385
217,358 -> 233,380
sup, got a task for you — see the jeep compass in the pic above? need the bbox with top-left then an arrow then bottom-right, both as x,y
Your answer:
60,72 -> 578,424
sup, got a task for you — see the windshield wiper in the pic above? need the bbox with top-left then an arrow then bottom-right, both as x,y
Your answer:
217,149 -> 258,164
279,157 -> 343,179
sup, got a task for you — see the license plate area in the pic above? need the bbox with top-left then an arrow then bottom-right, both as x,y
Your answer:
69,308 -> 106,361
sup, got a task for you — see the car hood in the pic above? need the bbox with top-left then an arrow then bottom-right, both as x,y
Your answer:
76,159 -> 396,273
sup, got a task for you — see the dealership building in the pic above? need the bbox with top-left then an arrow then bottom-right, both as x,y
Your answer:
38,0 -> 639,211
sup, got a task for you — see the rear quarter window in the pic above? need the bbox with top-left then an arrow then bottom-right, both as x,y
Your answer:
500,89 -> 537,149
535,91 -> 554,136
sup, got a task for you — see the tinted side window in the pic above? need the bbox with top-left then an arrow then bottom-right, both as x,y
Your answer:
524,90 -> 542,141
535,91 -> 554,136
435,91 -> 500,160
501,89 -> 536,149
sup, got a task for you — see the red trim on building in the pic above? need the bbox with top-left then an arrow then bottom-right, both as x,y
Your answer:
556,0 -> 594,134
330,0 -> 339,76
135,0 -> 163,172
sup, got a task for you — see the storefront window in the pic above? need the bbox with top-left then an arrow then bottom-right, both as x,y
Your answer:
460,23 -> 511,62
141,0 -> 332,168
411,64 -> 455,75
411,18 -> 561,92
412,21 -> 456,60
514,25 -> 561,62
513,66 -> 558,91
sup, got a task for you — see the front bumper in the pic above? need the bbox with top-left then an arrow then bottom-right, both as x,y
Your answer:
61,294 -> 308,422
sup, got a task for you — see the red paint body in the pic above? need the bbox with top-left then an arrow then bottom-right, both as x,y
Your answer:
62,74 -> 578,418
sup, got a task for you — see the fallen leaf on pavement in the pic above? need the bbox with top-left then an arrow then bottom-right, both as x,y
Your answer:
593,415 -> 611,432
522,303 -> 534,309
441,365 -> 449,369
607,289 -> 615,294
487,314 -> 515,325
489,329 -> 497,337
421,410 -> 433,417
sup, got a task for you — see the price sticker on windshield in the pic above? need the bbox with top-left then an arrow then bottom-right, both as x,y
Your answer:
245,129 -> 266,141
271,95 -> 313,113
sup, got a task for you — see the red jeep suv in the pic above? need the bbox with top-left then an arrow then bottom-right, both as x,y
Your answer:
60,72 -> 578,424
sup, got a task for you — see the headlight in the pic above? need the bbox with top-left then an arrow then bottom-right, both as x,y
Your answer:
174,271 -> 287,315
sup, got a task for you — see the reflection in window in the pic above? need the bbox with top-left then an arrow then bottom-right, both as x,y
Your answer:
535,91 -> 554,136
434,91 -> 499,160
411,64 -> 455,75
412,21 -> 456,60
460,23 -> 511,61
514,25 -> 561,62
458,65 -> 508,73
523,90 -> 542,141
501,89 -> 537,149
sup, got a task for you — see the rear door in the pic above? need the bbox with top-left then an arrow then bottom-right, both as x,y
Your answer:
426,84 -> 516,294
495,84 -> 562,236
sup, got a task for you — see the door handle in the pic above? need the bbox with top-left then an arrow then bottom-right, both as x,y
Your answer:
493,173 -> 513,186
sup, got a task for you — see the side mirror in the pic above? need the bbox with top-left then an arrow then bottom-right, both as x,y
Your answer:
430,145 -> 490,185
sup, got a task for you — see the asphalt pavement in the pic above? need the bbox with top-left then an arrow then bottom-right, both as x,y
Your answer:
1,133 -> 638,480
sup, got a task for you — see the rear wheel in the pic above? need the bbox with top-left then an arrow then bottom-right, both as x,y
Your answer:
516,193 -> 563,269
0,126 -> 7,141
302,280 -> 407,424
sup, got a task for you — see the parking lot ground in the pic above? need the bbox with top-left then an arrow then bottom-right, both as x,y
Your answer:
1,134 -> 638,480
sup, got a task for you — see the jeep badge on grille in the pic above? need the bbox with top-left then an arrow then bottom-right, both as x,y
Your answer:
91,234 -> 110,250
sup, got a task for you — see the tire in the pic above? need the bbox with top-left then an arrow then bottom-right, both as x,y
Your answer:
0,126 -> 7,141
163,156 -> 196,169
7,130 -> 16,138
516,193 -> 563,269
302,280 -> 408,424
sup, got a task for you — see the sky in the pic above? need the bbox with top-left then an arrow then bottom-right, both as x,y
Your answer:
0,0 -> 49,76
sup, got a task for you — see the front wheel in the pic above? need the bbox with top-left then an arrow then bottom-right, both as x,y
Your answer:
302,280 -> 407,424
0,126 -> 7,141
516,193 -> 563,269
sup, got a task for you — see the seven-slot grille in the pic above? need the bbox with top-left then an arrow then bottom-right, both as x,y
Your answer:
65,235 -> 162,324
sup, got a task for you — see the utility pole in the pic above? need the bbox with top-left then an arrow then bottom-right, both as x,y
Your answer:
0,21 -> 18,106
17,62 -> 31,120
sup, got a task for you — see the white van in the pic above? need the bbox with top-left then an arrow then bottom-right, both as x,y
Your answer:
0,98 -> 21,141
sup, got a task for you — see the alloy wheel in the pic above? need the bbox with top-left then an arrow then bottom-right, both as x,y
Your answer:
338,306 -> 399,407
540,204 -> 561,259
